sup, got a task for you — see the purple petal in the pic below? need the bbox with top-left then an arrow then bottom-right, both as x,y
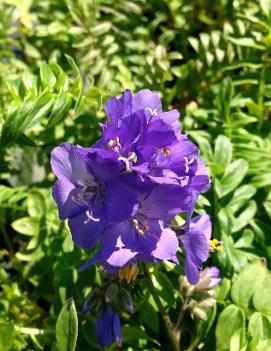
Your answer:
68,209 -> 105,249
86,149 -> 122,182
132,89 -> 162,115
146,221 -> 179,261
104,181 -> 138,222
184,255 -> 200,285
96,308 -> 116,348
139,119 -> 177,148
140,185 -> 190,221
159,109 -> 181,139
181,232 -> 210,284
190,213 -> 212,241
105,89 -> 132,124
101,222 -> 139,267
52,179 -> 84,220
113,312 -> 122,345
50,142 -> 94,185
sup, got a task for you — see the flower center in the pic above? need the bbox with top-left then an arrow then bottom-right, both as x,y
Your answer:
132,218 -> 149,235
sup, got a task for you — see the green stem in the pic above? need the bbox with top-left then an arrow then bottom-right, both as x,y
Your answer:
174,296 -> 189,345
143,264 -> 180,351
185,336 -> 201,351
0,221 -> 13,254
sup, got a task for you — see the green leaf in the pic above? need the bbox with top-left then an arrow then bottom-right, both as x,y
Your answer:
217,78 -> 233,121
91,21 -> 112,36
216,304 -> 246,351
11,217 -> 40,236
56,298 -> 78,351
232,200 -> 257,233
227,37 -> 265,50
140,301 -> 159,333
260,0 -> 271,17
214,135 -> 232,174
40,62 -> 57,90
85,87 -> 103,110
228,185 -> 257,213
122,326 -> 148,343
248,312 -> 271,340
0,90 -> 54,146
253,274 -> 271,313
252,173 -> 271,188
231,260 -> 267,309
218,207 -> 235,235
65,55 -> 83,118
27,190 -> 47,217
0,322 -> 15,351
47,91 -> 72,128
215,159 -> 248,198
153,271 -> 175,306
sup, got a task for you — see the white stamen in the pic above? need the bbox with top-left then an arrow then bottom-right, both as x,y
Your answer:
184,157 -> 195,173
145,107 -> 158,116
84,210 -> 100,224
118,156 -> 130,171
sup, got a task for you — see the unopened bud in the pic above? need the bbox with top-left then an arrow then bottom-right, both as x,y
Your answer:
119,264 -> 138,284
192,307 -> 207,321
105,284 -> 119,303
179,275 -> 190,291
199,298 -> 216,309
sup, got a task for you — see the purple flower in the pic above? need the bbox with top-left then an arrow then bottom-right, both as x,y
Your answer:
195,266 -> 221,291
80,181 -> 191,270
51,143 -> 139,249
97,89 -> 210,196
180,213 -> 212,285
95,307 -> 122,348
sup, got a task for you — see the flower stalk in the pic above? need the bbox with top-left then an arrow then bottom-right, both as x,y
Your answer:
143,264 -> 180,351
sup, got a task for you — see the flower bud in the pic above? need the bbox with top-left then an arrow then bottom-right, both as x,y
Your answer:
199,297 -> 216,309
192,307 -> 207,321
105,284 -> 119,303
119,288 -> 133,314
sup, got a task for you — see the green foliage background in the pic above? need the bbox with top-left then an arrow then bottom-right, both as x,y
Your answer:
0,0 -> 271,350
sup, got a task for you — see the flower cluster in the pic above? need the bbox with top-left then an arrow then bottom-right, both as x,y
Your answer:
51,89 -> 212,280
51,89 -> 215,347
179,267 -> 221,321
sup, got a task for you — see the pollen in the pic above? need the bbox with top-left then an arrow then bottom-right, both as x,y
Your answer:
137,229 -> 144,235
132,219 -> 138,227
162,147 -> 171,156
209,239 -> 223,253
119,264 -> 139,283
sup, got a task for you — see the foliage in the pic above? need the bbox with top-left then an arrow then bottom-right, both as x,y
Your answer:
0,0 -> 271,350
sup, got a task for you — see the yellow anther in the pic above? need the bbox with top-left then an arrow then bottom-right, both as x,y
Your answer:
132,219 -> 138,226
137,229 -> 144,235
209,239 -> 223,253
162,147 -> 171,156
119,264 -> 139,283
